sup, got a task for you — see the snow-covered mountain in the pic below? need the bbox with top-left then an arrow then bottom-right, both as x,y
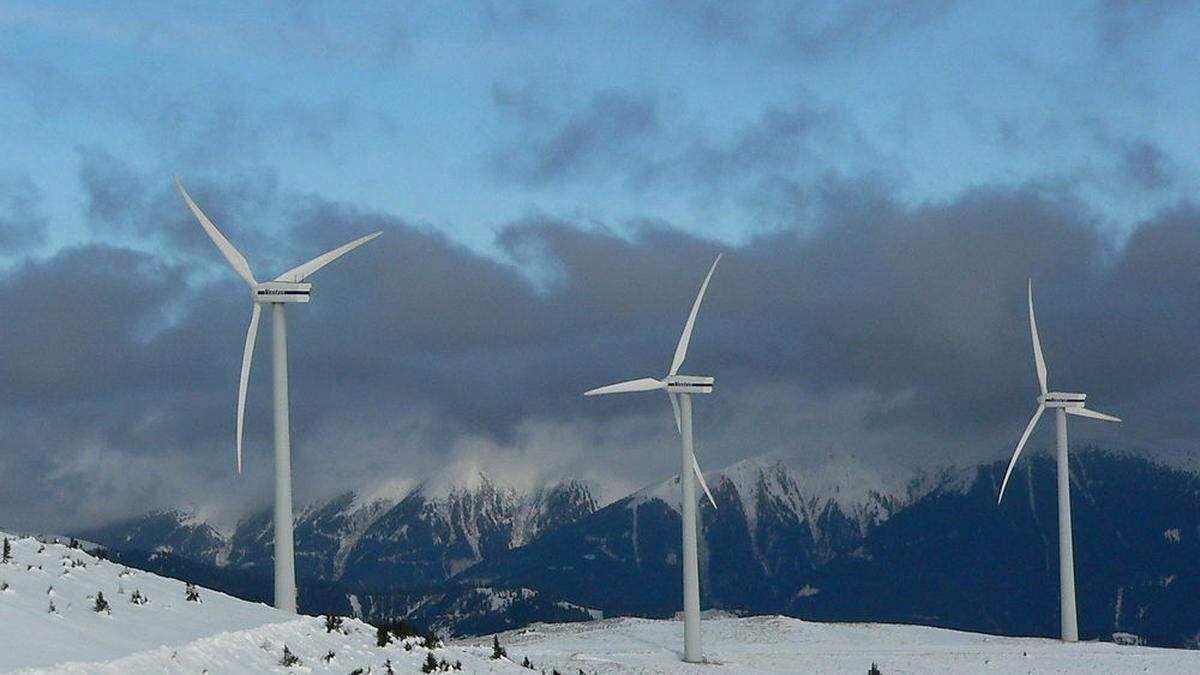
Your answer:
78,449 -> 1200,647
459,453 -> 957,617
84,469 -> 597,589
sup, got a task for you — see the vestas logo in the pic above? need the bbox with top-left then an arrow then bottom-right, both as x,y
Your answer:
257,288 -> 309,296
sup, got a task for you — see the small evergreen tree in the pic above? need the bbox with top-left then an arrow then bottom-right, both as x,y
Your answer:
321,650 -> 335,663
279,644 -> 300,667
868,663 -> 882,675
383,658 -> 395,674
184,583 -> 200,602
69,538 -> 80,549
324,614 -> 344,633
48,598 -> 56,614
1,580 -> 8,592
2,537 -> 11,563
130,589 -> 148,605
93,591 -> 110,613
422,653 -> 439,673
376,624 -> 391,647
523,656 -> 533,669
491,635 -> 507,660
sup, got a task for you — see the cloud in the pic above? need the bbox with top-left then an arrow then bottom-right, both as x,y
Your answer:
0,174 -> 46,250
5,149 -> 1200,533
658,0 -> 959,62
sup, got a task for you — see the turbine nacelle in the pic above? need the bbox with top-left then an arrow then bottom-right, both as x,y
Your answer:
1038,392 -> 1085,408
665,375 -> 715,394
254,281 -> 312,304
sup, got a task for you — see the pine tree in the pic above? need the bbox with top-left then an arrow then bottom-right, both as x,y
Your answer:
2,537 -> 11,563
376,624 -> 391,647
324,614 -> 344,633
93,591 -> 110,613
322,650 -> 335,663
383,658 -> 395,674
422,653 -> 439,673
48,598 -> 56,614
522,656 -> 533,669
279,644 -> 300,667
868,663 -> 882,675
185,583 -> 200,602
491,636 -> 507,660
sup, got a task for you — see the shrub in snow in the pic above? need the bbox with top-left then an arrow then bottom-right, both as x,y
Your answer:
93,591 -> 111,614
185,583 -> 200,602
130,589 -> 148,605
2,537 -> 10,563
324,614 -> 344,633
321,650 -> 335,663
868,663 -> 882,675
48,598 -> 56,614
491,635 -> 507,660
383,658 -> 395,675
422,653 -> 439,673
522,656 -> 534,669
1,580 -> 8,592
376,625 -> 391,647
279,644 -> 300,667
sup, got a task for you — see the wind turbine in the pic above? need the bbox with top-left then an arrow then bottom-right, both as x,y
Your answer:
585,254 -> 722,664
175,178 -> 380,613
998,280 -> 1121,642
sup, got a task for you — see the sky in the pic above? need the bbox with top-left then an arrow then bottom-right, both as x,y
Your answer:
2,0 -> 1199,531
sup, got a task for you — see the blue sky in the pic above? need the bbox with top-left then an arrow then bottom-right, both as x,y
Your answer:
5,1 -> 1197,256
3,1 -> 1200,529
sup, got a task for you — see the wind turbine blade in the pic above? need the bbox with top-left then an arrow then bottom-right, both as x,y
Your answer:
669,254 -> 722,376
1028,280 -> 1048,395
584,378 -> 665,396
692,453 -> 717,509
235,304 -> 261,474
1066,407 -> 1122,423
174,178 -> 257,287
275,231 -> 383,283
998,405 -> 1045,503
668,392 -> 682,433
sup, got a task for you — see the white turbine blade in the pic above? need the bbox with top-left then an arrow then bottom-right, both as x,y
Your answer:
669,254 -> 722,376
692,453 -> 717,509
174,178 -> 257,287
235,304 -> 261,474
998,405 -> 1045,503
1067,407 -> 1122,423
1028,280 -> 1048,395
668,392 -> 682,433
275,231 -> 383,283
584,378 -> 665,396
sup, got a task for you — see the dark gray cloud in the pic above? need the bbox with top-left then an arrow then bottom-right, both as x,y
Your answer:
4,150 -> 1200,532
1095,0 -> 1196,51
0,174 -> 46,249
491,87 -> 661,185
658,0 -> 959,62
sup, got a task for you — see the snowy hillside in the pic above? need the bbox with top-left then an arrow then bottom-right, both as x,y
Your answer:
0,533 -> 526,673
465,614 -> 1200,674
4,532 -> 1196,674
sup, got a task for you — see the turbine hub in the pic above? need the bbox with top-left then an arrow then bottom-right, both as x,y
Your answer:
664,374 -> 714,394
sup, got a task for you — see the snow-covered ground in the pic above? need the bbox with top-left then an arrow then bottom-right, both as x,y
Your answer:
0,533 -> 523,673
466,614 -> 1200,674
3,531 -> 1198,673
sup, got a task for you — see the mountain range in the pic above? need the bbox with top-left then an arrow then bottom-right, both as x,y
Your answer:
80,448 -> 1200,647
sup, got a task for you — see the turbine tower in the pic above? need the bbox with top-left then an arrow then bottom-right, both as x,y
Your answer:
585,254 -> 722,664
998,280 -> 1121,642
175,178 -> 380,613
